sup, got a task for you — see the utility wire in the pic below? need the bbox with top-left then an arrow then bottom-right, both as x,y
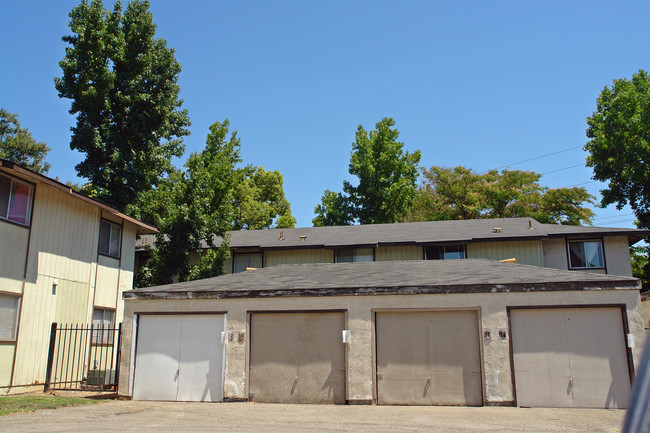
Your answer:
493,145 -> 583,170
592,213 -> 634,220
540,164 -> 584,176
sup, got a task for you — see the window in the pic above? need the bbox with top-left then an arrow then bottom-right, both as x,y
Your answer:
568,240 -> 604,269
234,253 -> 262,273
92,309 -> 115,345
335,248 -> 374,263
0,295 -> 20,341
425,244 -> 466,260
0,173 -> 33,226
98,220 -> 122,258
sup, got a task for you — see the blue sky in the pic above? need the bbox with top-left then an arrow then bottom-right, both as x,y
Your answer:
1,0 -> 648,228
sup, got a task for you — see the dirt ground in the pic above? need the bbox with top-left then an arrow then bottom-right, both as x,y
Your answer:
0,397 -> 627,433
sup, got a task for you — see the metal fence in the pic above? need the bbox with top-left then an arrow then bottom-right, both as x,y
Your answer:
44,322 -> 122,392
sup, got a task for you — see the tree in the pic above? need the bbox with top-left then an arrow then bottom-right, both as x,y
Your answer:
232,166 -> 296,230
630,246 -> 649,292
131,120 -> 239,287
407,166 -> 595,225
313,117 -> 421,226
585,69 -> 650,229
55,0 -> 190,212
0,108 -> 51,174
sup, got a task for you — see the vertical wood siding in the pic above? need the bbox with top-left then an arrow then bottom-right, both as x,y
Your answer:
115,223 -> 136,323
0,344 -> 15,386
0,223 -> 29,294
375,246 -> 422,261
94,256 -> 120,309
265,249 -> 334,267
467,240 -> 544,266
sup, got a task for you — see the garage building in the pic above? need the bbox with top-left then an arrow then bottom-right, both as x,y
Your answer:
118,259 -> 645,408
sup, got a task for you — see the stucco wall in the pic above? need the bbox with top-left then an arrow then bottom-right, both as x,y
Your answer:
119,288 -> 645,405
542,238 -> 567,270
604,236 -> 633,276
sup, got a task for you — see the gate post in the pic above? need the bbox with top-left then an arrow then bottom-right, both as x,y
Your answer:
44,323 -> 58,392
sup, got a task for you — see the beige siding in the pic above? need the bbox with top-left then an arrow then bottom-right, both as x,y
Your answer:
604,236 -> 633,276
55,279 -> 92,325
375,246 -> 422,261
0,223 -> 29,294
0,343 -> 15,387
643,299 -> 650,333
116,223 -> 137,323
12,276 -> 58,386
264,249 -> 334,267
224,257 -> 233,274
94,255 -> 120,309
468,240 -> 544,266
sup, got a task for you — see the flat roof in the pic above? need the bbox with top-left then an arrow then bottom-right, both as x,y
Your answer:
125,259 -> 639,300
1,159 -> 158,234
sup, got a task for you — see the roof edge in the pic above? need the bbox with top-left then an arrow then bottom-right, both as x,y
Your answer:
1,159 -> 158,234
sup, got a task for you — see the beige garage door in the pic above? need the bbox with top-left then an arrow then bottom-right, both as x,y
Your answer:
511,307 -> 632,408
249,312 -> 346,404
376,310 -> 483,406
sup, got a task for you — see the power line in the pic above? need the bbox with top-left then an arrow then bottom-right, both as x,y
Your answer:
592,213 -> 634,220
540,164 -> 584,176
493,145 -> 583,170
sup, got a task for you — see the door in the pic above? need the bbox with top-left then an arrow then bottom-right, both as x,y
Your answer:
510,307 -> 631,408
133,314 -> 225,402
249,312 -> 346,404
376,310 -> 483,406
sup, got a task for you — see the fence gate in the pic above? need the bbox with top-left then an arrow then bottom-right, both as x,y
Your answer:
44,323 -> 122,392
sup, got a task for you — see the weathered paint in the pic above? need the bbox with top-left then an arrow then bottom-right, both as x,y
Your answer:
375,246 -> 422,261
604,236 -> 633,276
542,238 -> 567,271
0,223 -> 29,294
468,240 -> 544,266
119,288 -> 645,406
264,249 -> 334,267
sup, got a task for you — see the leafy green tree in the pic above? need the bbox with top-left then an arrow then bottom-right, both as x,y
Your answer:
407,166 -> 595,225
131,120 -> 239,287
313,190 -> 355,227
232,166 -> 296,230
585,70 -> 650,229
313,117 -> 421,226
55,0 -> 190,212
0,108 -> 51,174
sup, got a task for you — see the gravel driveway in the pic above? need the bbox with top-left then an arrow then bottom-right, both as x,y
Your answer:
0,401 -> 626,433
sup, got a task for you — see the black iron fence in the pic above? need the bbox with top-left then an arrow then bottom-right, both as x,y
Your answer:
44,323 -> 122,392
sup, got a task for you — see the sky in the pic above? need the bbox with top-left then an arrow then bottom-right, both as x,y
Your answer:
1,0 -> 649,228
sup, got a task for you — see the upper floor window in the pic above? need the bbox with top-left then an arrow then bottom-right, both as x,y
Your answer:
568,240 -> 604,269
336,247 -> 374,263
92,308 -> 115,345
0,294 -> 20,341
99,220 -> 122,258
0,173 -> 33,226
425,244 -> 466,260
234,252 -> 262,273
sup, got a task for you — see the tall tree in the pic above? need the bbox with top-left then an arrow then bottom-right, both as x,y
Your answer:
131,120 -> 239,287
55,0 -> 190,212
407,166 -> 595,225
313,117 -> 421,226
0,108 -> 51,174
232,166 -> 296,230
585,69 -> 650,229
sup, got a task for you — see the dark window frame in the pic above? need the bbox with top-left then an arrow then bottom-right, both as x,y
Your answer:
335,247 -> 375,263
233,252 -> 263,273
98,219 -> 122,259
566,239 -> 605,270
425,244 -> 467,260
0,172 -> 34,227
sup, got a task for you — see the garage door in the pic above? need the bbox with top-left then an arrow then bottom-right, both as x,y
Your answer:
510,307 -> 631,408
249,312 -> 345,404
133,314 -> 225,402
376,310 -> 483,406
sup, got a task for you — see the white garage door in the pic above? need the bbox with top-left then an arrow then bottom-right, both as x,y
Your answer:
133,314 -> 225,402
511,307 -> 631,408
